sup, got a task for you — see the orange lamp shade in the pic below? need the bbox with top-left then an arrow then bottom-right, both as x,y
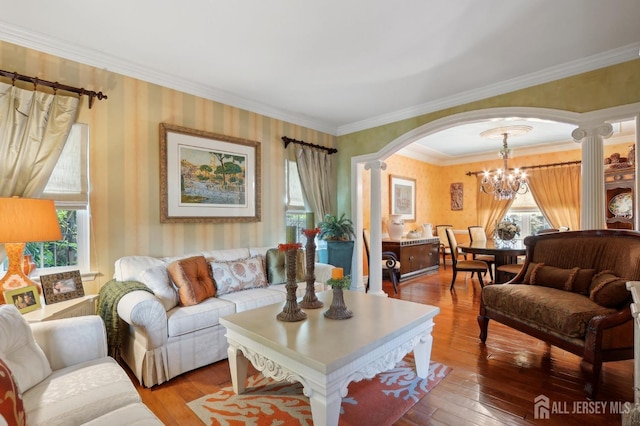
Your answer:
0,197 -> 62,303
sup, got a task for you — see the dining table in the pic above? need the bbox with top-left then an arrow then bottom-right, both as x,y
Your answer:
458,239 -> 526,284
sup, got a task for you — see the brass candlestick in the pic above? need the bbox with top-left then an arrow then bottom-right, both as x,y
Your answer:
276,243 -> 307,322
299,228 -> 323,309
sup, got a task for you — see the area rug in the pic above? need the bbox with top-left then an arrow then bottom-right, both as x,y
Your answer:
188,355 -> 451,425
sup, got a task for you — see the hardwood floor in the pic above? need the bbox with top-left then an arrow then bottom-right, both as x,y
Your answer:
127,267 -> 634,425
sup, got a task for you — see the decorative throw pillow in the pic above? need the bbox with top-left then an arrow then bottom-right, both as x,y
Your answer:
167,255 -> 216,306
210,256 -> 269,295
589,271 -> 631,308
0,305 -> 52,393
137,264 -> 179,311
265,248 -> 306,284
0,357 -> 26,426
571,268 -> 597,295
522,262 -> 541,284
530,265 -> 579,291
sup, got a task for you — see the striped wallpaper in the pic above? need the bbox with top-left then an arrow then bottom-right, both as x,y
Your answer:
0,40 -> 337,293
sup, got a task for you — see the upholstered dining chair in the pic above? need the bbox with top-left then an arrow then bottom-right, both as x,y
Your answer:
435,224 -> 453,269
363,229 -> 401,294
446,228 -> 488,290
468,226 -> 495,281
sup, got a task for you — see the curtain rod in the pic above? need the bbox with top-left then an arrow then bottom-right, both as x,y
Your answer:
465,160 -> 582,176
0,69 -> 108,109
282,136 -> 338,154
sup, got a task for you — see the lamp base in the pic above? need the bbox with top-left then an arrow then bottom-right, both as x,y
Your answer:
0,242 -> 41,304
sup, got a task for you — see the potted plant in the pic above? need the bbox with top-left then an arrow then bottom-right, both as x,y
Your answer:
318,213 -> 356,276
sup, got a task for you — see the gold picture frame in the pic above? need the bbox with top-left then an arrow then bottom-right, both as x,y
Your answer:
40,270 -> 85,305
160,123 -> 262,223
3,285 -> 41,314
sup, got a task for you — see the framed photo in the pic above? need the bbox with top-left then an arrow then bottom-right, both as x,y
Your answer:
160,123 -> 262,223
389,175 -> 416,222
3,285 -> 41,314
450,182 -> 463,211
40,270 -> 85,305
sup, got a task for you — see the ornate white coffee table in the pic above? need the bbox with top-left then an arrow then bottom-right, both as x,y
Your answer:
220,290 -> 439,426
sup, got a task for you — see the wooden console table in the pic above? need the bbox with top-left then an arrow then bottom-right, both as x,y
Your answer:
382,237 -> 440,281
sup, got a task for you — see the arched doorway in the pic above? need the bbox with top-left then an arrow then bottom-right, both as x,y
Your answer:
351,105 -> 640,294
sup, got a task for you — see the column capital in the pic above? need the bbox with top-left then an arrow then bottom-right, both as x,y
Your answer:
364,160 -> 387,171
572,123 -> 614,142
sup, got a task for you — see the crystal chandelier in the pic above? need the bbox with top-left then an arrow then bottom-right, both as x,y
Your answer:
479,125 -> 532,200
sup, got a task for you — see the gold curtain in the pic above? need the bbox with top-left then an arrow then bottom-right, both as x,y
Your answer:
527,164 -> 581,231
0,82 -> 79,197
476,175 -> 514,236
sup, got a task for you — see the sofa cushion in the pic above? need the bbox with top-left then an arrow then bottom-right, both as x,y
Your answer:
0,357 -> 26,426
114,255 -> 165,281
201,248 -> 251,261
530,264 -> 579,291
589,271 -> 631,308
0,305 -> 51,393
218,288 -> 286,313
167,297 -> 236,338
167,255 -> 216,306
210,256 -> 268,295
266,248 -> 306,284
572,268 -> 598,295
137,264 -> 179,311
22,357 -> 141,426
80,402 -> 162,425
482,284 -> 617,338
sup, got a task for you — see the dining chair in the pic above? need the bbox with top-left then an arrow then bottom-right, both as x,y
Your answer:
363,229 -> 401,294
468,226 -> 495,281
446,228 -> 488,290
435,224 -> 453,269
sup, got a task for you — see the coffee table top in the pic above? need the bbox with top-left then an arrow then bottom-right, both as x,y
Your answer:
220,290 -> 439,374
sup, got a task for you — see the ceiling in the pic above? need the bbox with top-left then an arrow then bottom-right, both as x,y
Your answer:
0,1 -> 639,158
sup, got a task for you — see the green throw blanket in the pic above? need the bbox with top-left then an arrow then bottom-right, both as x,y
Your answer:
97,279 -> 154,358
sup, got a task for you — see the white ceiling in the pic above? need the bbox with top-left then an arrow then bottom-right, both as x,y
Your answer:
0,0 -> 639,158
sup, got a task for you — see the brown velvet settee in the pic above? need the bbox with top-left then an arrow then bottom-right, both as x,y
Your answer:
478,229 -> 640,399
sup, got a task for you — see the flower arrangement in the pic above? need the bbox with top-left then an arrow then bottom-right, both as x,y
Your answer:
495,219 -> 521,240
326,275 -> 352,290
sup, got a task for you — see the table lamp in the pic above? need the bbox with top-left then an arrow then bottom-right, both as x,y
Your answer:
0,197 -> 62,302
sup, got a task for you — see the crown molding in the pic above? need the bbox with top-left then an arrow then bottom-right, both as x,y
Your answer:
1,22 -> 638,139
337,43 -> 640,136
0,23 -> 337,135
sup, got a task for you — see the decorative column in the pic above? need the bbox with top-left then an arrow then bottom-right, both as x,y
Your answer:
364,160 -> 387,297
572,123 -> 613,230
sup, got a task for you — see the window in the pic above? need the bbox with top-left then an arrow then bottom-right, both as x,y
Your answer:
4,124 -> 91,275
285,159 -> 309,244
504,190 -> 550,240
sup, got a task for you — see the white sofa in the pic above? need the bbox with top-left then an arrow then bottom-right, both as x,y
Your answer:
0,305 -> 161,426
113,246 -> 335,388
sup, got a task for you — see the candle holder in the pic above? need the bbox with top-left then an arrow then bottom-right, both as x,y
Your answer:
276,243 -> 307,322
324,275 -> 353,320
299,228 -> 323,309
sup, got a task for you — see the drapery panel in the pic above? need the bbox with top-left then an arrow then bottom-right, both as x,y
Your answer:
0,82 -> 79,260
294,146 -> 335,220
0,82 -> 79,198
476,175 -> 514,237
527,164 -> 581,231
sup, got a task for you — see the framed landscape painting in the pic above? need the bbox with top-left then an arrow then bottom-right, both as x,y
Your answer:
160,123 -> 262,223
389,175 -> 416,222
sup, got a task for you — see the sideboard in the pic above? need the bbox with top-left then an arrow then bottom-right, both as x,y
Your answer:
382,237 -> 440,281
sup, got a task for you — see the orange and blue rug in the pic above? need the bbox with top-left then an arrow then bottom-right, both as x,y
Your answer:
188,355 -> 451,425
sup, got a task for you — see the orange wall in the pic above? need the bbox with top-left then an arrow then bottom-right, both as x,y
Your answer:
362,141 -> 634,234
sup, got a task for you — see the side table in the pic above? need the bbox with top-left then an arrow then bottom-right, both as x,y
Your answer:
22,294 -> 98,323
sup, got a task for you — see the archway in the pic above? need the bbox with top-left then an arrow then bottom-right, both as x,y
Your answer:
351,105 -> 640,294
